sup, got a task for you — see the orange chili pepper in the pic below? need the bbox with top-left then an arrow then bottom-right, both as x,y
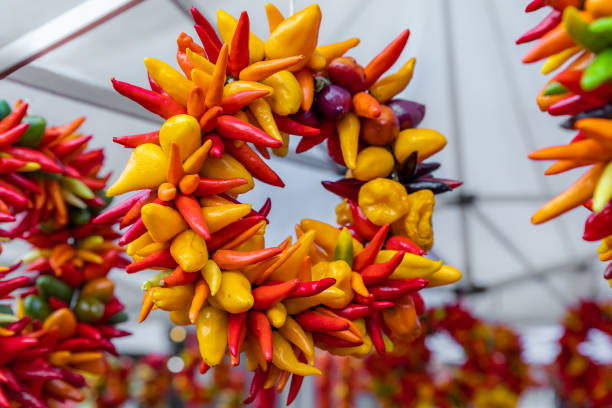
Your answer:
205,44 -> 228,108
139,289 -> 154,323
352,92 -> 381,119
199,106 -> 223,133
528,139 -> 612,162
545,159 -> 592,175
189,279 -> 210,323
187,86 -> 206,118
295,68 -> 314,111
238,56 -> 306,82
522,23 -> 576,63
167,143 -> 184,185
221,220 -> 266,250
212,246 -> 283,270
364,29 -> 410,89
48,179 -> 67,226
265,3 -> 284,32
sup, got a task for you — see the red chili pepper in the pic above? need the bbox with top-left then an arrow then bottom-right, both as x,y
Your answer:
0,122 -> 28,149
272,113 -> 321,137
175,194 -> 211,240
113,131 -> 159,148
4,146 -> 62,173
98,325 -> 130,338
228,11 -> 250,77
102,297 -> 125,321
221,90 -> 270,114
583,202 -> 612,241
366,311 -> 386,354
0,276 -> 29,298
228,311 -> 247,358
548,94 -> 602,116
5,389 -> 45,408
126,249 -> 177,273
69,149 -> 104,174
555,69 -> 612,103
248,311 -> 273,362
243,366 -> 266,404
0,157 -> 28,174
83,250 -> 118,281
194,24 -> 221,63
50,366 -> 86,388
364,29 -> 410,89
4,173 -> 41,194
203,133 -> 225,158
385,235 -> 425,255
253,279 -> 300,309
525,0 -> 546,12
224,139 -> 285,187
118,218 -> 147,246
6,316 -> 31,334
12,363 -> 62,382
355,293 -> 375,305
258,198 -> 271,218
326,130 -> 346,166
197,177 -> 247,196
0,336 -> 39,364
294,310 -> 349,332
58,264 -> 83,287
296,132 -> 326,153
111,78 -> 187,119
604,263 -> 612,279
347,200 -> 379,241
213,246 -> 283,270
361,250 -> 405,286
516,10 -> 562,44
286,353 -> 307,405
162,265 -> 199,287
48,297 -> 69,310
372,301 -> 395,310
207,215 -> 266,250
408,292 -> 425,315
217,116 -> 282,148
369,278 -> 428,301
0,102 -> 28,134
93,190 -> 152,225
321,179 -> 364,203
76,323 -> 103,341
312,332 -> 362,348
81,177 -> 108,192
0,212 -> 15,223
353,224 -> 389,272
287,278 -> 336,298
57,338 -> 101,352
53,135 -> 92,157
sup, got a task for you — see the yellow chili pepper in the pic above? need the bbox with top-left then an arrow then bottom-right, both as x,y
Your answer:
394,128 -> 447,164
200,153 -> 254,194
300,219 -> 363,255
210,271 -> 254,313
42,308 -> 77,340
316,38 -> 360,63
265,3 -> 285,32
223,80 -> 275,97
369,58 -> 416,103
272,331 -> 321,376
159,114 -> 201,160
196,306 -> 228,366
593,161 -> 612,212
390,189 -> 435,250
335,199 -> 352,225
264,4 -> 322,71
170,229 -> 209,272
190,68 -> 211,92
68,352 -> 104,365
151,284 -> 194,311
278,316 -> 315,365
541,46 -> 581,74
49,351 -> 71,366
106,144 -> 169,196
268,230 -> 315,282
358,178 -> 411,225
79,235 -> 104,251
307,49 -> 327,71
141,203 -> 188,243
202,203 -> 252,233
351,272 -> 370,297
244,334 -> 267,371
426,264 -> 462,287
136,242 -> 169,258
352,146 -> 395,181
272,131 -> 290,158
248,99 -> 282,141
186,48 -> 215,75
266,301 -> 287,328
144,58 -> 194,107
169,309 -> 191,325
217,9 -> 264,64
262,71 -> 302,116
337,112 -> 359,169
382,298 -> 421,341
374,250 -> 442,279
201,259 -> 222,296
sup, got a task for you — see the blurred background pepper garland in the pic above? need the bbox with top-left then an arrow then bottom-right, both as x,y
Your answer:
0,101 -> 129,407
517,0 -> 612,283
97,2 -> 464,404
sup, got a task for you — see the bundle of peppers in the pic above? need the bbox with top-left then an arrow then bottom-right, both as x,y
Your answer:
518,0 -> 612,282
365,304 -> 531,408
0,100 -> 130,406
554,300 -> 612,407
101,3 -> 462,404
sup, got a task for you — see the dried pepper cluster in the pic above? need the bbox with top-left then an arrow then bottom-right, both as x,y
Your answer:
0,100 -> 128,406
518,0 -> 612,282
554,301 -> 612,407
366,304 -> 531,408
103,3 -> 462,404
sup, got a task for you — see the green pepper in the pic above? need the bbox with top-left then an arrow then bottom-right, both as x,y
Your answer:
543,81 -> 568,96
333,227 -> 354,268
17,116 -> 46,147
141,270 -> 172,291
32,171 -> 63,181
75,297 -> 105,323
107,311 -> 128,324
0,100 -> 10,120
0,305 -> 12,315
24,295 -> 52,321
36,275 -> 73,304
564,7 -> 612,53
582,49 -> 612,91
69,207 -> 91,226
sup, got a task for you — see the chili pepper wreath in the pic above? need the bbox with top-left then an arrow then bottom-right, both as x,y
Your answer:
0,100 -> 129,407
554,300 -> 612,407
365,304 -> 532,408
100,3 -> 462,404
517,0 -> 612,282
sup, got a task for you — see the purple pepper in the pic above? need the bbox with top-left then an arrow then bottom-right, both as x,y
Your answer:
315,84 -> 352,120
387,99 -> 426,130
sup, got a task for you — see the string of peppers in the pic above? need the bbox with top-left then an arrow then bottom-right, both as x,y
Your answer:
101,3 -> 463,404
517,0 -> 612,283
0,100 -> 129,406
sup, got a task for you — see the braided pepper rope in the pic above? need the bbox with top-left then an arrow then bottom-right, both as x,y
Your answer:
554,301 -> 612,407
101,3 -> 462,404
0,101 -> 129,407
518,0 -> 612,282
366,304 -> 531,408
